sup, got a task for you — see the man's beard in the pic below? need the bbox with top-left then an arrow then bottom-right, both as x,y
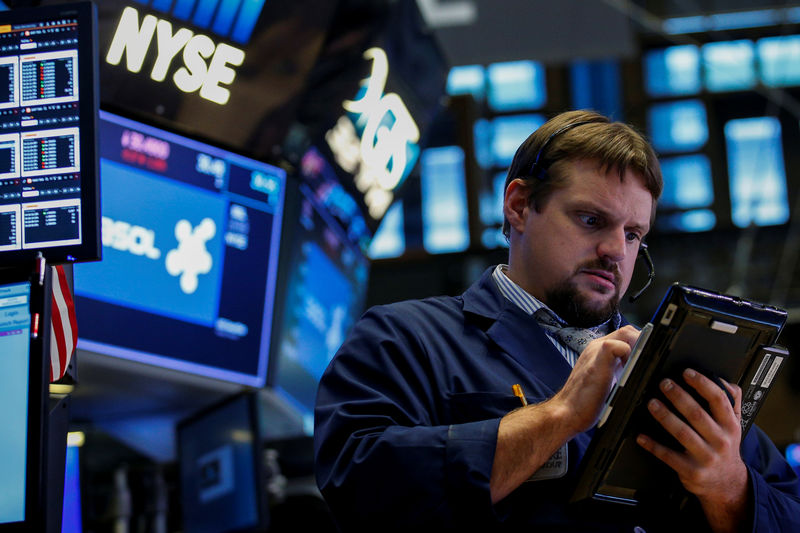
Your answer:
544,260 -> 621,328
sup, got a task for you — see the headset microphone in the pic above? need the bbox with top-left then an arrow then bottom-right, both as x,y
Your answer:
628,242 -> 655,303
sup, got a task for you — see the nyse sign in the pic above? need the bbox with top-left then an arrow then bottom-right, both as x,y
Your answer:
106,6 -> 245,105
325,47 -> 419,220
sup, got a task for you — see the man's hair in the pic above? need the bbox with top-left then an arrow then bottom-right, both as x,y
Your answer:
502,109 -> 663,238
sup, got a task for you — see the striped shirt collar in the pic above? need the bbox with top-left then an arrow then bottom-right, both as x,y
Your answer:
492,264 -> 559,320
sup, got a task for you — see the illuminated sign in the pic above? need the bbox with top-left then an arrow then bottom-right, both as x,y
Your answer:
325,47 -> 420,220
135,0 -> 268,45
105,6 -> 245,105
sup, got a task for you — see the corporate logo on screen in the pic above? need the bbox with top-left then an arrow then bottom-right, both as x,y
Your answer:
103,216 -> 217,295
78,159 -> 226,327
325,47 -> 420,220
166,218 -> 216,294
106,6 -> 246,105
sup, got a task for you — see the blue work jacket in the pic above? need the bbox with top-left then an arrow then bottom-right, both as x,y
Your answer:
314,267 -> 800,532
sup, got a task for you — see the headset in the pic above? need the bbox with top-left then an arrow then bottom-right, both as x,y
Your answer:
528,120 -> 655,303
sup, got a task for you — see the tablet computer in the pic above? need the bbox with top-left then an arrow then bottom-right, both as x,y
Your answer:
571,283 -> 788,507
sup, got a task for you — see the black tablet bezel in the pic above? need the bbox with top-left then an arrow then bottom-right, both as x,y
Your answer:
572,283 -> 787,506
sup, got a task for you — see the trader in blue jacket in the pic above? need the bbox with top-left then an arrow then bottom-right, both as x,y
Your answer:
314,110 -> 800,532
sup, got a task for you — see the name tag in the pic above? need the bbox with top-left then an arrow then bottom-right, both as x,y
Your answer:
527,443 -> 568,481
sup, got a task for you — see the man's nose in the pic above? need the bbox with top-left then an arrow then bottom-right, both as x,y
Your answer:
597,228 -> 627,263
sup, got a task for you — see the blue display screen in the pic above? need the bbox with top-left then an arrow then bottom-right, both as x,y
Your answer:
272,180 -> 369,433
659,154 -> 714,209
446,64 -> 485,101
74,111 -> 286,386
648,100 -> 708,153
421,146 -> 469,254
486,60 -> 546,112
724,116 -> 789,228
61,444 -> 82,533
702,40 -> 756,92
758,35 -> 800,88
0,280 -> 31,524
643,45 -> 701,97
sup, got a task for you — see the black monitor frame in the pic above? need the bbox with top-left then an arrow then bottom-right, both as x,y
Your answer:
0,262 -> 52,532
176,391 -> 269,533
0,2 -> 100,266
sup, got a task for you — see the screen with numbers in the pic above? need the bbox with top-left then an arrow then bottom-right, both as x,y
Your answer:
0,2 -> 99,265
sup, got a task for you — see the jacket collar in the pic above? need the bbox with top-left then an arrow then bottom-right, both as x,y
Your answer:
462,267 -> 573,391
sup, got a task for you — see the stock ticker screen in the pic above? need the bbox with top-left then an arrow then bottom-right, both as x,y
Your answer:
0,13 -> 84,253
74,111 -> 286,386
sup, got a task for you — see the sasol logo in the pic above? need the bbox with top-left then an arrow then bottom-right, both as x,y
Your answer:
102,215 -> 217,295
102,216 -> 161,260
106,7 -> 245,105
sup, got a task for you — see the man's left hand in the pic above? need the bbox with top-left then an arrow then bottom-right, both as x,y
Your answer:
636,368 -> 749,533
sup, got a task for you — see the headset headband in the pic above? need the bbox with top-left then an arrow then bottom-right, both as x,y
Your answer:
529,120 -> 602,180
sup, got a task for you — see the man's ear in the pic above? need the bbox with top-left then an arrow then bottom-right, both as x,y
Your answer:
504,178 -> 530,234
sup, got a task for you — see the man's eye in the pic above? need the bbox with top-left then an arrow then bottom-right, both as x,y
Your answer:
579,214 -> 599,226
626,232 -> 641,242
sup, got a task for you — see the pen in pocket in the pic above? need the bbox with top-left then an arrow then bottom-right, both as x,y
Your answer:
512,383 -> 528,407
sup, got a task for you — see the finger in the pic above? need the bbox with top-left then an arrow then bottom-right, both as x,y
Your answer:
636,433 -> 693,474
721,378 -> 743,423
580,338 -> 632,364
682,369 -> 739,433
660,376 -> 722,444
599,338 -> 633,365
647,396 -> 713,461
606,325 -> 640,349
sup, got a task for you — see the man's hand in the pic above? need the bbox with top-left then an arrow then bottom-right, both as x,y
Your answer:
549,325 -> 640,435
491,325 -> 639,503
636,369 -> 749,533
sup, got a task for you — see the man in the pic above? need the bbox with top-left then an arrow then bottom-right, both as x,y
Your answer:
314,110 -> 800,532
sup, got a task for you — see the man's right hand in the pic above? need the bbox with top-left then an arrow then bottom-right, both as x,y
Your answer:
550,325 -> 640,436
490,325 -> 639,503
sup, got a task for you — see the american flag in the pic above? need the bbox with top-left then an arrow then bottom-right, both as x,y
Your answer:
50,265 -> 77,382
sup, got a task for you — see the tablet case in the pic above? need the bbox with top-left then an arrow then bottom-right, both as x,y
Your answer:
571,283 -> 788,506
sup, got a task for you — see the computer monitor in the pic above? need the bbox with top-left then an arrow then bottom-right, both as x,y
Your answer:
0,266 -> 51,532
0,2 -> 100,265
177,392 -> 268,533
269,148 -> 370,433
73,110 -> 286,386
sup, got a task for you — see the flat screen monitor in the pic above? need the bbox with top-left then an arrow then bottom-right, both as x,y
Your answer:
0,2 -> 100,265
0,267 -> 50,532
177,392 -> 268,533
269,149 -> 370,433
73,110 -> 286,386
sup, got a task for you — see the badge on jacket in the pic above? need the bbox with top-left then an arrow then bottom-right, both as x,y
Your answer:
527,443 -> 568,481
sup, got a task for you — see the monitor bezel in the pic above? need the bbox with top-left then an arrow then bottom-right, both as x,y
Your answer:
0,2 -> 101,266
176,391 -> 269,533
0,263 -> 52,532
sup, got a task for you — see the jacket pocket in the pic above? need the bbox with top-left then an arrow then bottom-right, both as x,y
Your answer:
445,391 -> 542,424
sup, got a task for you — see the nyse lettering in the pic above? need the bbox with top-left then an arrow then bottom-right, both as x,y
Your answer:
106,6 -> 245,105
